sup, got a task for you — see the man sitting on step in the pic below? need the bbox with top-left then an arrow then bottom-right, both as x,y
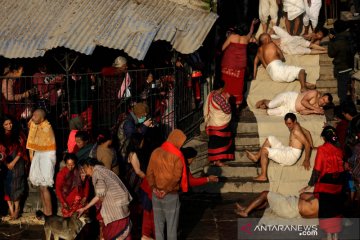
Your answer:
234,190 -> 318,219
255,90 -> 333,116
246,113 -> 313,181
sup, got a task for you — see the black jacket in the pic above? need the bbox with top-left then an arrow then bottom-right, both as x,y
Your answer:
328,31 -> 354,72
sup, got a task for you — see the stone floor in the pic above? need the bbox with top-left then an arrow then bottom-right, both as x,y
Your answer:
179,192 -> 264,240
1,192 -> 359,240
0,192 -> 262,240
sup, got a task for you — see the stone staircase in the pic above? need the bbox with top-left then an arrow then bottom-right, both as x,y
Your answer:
188,108 -> 269,193
317,54 -> 339,104
187,54 -> 338,194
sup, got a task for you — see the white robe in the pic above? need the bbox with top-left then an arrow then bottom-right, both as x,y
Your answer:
283,0 -> 305,20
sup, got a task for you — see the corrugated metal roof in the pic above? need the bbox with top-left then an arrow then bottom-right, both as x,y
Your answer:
0,0 -> 217,60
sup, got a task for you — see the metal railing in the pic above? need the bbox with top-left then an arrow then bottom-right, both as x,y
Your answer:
0,67 -> 205,150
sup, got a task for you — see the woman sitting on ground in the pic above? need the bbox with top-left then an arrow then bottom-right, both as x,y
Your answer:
55,153 -> 90,217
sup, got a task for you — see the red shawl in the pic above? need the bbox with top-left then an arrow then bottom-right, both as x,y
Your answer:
161,141 -> 188,192
314,142 -> 344,194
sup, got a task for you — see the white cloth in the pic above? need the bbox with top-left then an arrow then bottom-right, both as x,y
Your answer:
303,0 -> 322,27
266,60 -> 302,83
266,135 -> 302,165
259,0 -> 278,23
267,91 -> 299,116
29,151 -> 56,187
203,92 -> 231,127
283,0 -> 305,21
267,192 -> 301,218
273,26 -> 311,55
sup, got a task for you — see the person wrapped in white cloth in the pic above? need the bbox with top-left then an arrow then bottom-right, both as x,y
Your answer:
283,0 -> 305,35
235,191 -> 318,219
255,90 -> 333,116
266,60 -> 303,82
303,0 -> 322,35
266,135 -> 302,165
259,0 -> 279,33
270,26 -> 327,55
26,109 -> 56,216
254,33 -> 315,92
245,113 -> 313,181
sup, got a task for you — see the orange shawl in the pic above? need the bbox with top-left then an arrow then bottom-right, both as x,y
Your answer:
26,120 -> 56,151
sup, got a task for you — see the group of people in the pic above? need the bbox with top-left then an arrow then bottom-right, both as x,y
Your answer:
235,109 -> 360,239
259,0 -> 322,36
203,3 -> 359,239
0,97 -> 220,240
1,55 -> 178,140
203,78 -> 354,238
220,1 -> 357,114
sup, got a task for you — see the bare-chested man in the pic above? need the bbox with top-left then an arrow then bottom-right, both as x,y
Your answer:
246,113 -> 313,181
235,191 -> 318,219
254,33 -> 315,92
255,90 -> 333,116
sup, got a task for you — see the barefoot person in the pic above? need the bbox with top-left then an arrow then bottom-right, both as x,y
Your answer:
27,109 -> 56,216
270,26 -> 327,55
234,190 -> 318,219
254,33 -> 315,92
246,113 -> 313,181
303,27 -> 329,45
203,80 -> 234,167
221,19 -> 258,108
0,116 -> 27,220
255,90 -> 333,116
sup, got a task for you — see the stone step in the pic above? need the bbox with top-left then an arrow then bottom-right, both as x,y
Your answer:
237,122 -> 258,134
192,177 -> 269,193
192,149 -> 261,167
238,108 -> 257,122
235,150 -> 260,162
235,132 -> 259,146
317,87 -> 337,94
184,139 -> 208,152
320,66 -> 333,74
204,162 -> 259,178
319,54 -> 333,62
316,80 -> 337,88
319,63 -> 333,68
320,73 -> 335,79
236,144 -> 260,152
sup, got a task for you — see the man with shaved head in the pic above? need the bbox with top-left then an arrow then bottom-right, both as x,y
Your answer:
254,33 -> 315,92
26,109 -> 56,216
